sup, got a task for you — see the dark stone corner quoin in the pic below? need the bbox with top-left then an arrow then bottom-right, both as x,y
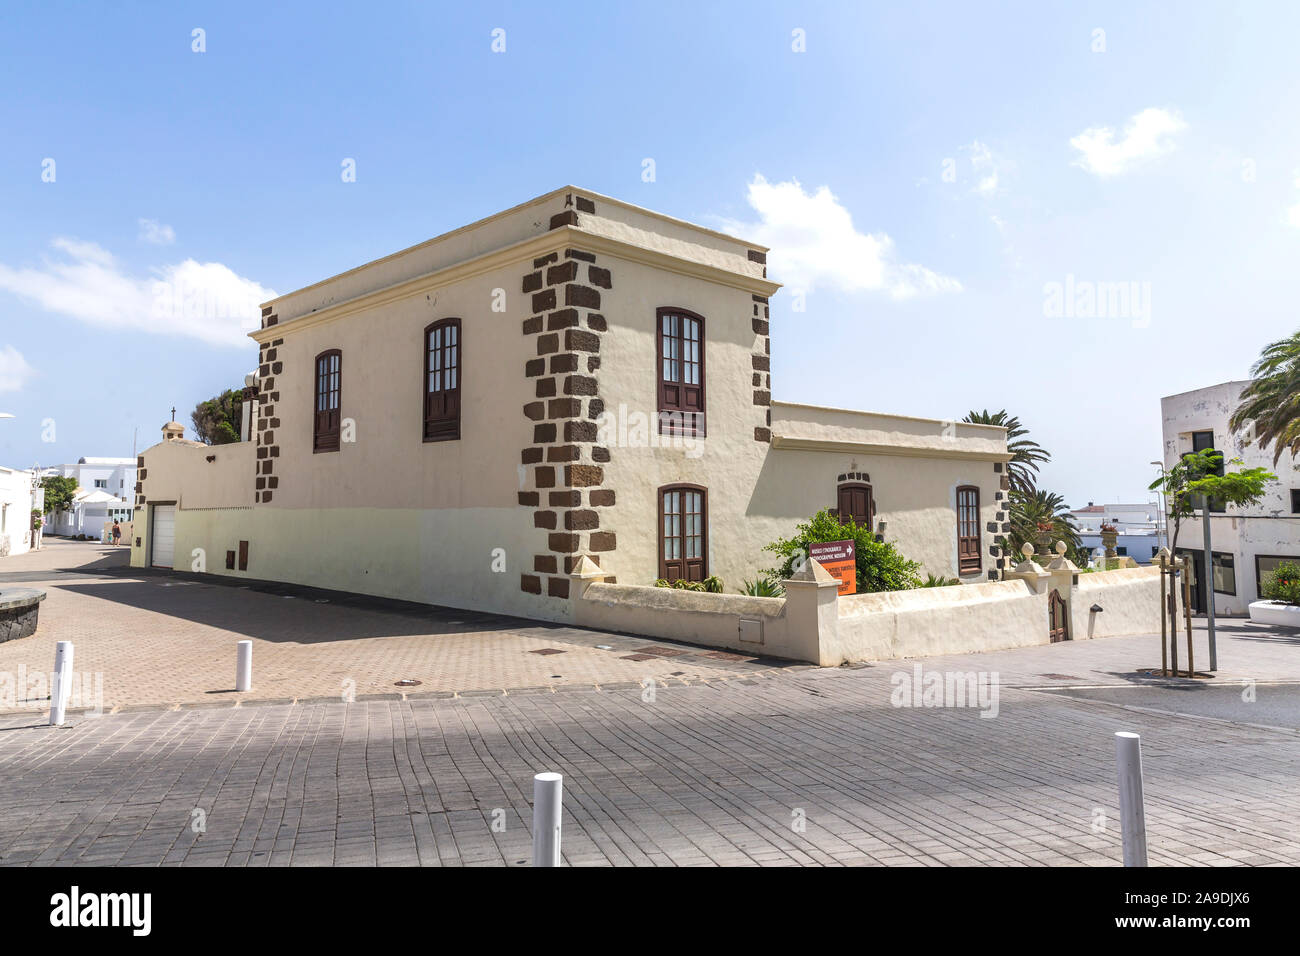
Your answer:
0,588 -> 46,643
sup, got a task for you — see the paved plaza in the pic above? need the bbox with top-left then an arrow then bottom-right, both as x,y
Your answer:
0,539 -> 1297,866
0,540 -> 778,714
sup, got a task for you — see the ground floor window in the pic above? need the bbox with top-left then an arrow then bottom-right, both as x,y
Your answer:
1179,548 -> 1236,597
1212,551 -> 1236,595
659,484 -> 707,583
1255,554 -> 1300,600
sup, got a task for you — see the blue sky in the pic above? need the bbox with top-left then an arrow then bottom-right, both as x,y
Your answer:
2,1 -> 1298,507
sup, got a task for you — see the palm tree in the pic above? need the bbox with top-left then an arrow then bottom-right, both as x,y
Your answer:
962,409 -> 1051,494
1003,488 -> 1082,562
1230,330 -> 1300,465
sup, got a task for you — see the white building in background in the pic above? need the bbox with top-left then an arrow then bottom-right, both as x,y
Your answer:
42,457 -> 137,538
1070,501 -> 1166,565
1160,381 -> 1300,615
0,466 -> 42,556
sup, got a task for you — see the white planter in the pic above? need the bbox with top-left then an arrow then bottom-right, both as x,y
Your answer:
1248,600 -> 1300,627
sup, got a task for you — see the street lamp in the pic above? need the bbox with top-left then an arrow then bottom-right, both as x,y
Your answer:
1149,461 -> 1168,553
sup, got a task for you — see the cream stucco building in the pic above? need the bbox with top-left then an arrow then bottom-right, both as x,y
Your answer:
131,187 -> 1011,622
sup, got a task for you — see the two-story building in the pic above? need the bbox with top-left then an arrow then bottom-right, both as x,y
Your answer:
1161,381 -> 1300,615
43,457 -> 136,538
130,187 -> 1012,622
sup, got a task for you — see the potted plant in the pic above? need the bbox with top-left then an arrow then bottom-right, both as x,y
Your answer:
1249,561 -> 1300,626
1099,523 -> 1119,557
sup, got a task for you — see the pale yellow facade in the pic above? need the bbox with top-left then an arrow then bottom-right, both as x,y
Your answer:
131,186 -> 1011,624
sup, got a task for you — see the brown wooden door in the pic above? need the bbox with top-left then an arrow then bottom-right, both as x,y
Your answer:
424,320 -> 461,441
660,485 -> 707,582
658,310 -> 704,432
1049,589 -> 1069,642
956,485 -> 981,574
314,351 -> 341,452
837,484 -> 873,529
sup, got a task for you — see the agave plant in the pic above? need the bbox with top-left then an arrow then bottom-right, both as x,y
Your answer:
739,576 -> 785,597
962,409 -> 1051,495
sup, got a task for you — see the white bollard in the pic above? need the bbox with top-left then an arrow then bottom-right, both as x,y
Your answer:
49,641 -> 73,726
1114,731 -> 1148,867
235,640 -> 252,692
532,772 -> 563,867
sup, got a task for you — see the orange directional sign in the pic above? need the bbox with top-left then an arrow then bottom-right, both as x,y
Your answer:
810,539 -> 857,596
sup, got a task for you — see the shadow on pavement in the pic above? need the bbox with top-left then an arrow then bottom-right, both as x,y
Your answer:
56,571 -> 563,644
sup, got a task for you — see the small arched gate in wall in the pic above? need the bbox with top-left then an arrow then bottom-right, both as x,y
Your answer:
1048,589 -> 1070,643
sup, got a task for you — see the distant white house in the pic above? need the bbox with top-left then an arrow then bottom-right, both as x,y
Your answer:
43,457 -> 137,538
1070,501 -> 1166,565
0,465 -> 42,557
1161,381 -> 1300,615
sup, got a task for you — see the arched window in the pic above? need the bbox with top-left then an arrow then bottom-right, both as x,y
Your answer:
424,318 -> 461,441
657,308 -> 705,436
313,349 -> 341,453
956,485 -> 981,574
837,483 -> 874,530
659,484 -> 707,582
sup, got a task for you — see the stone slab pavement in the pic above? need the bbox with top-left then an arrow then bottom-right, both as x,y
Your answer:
0,540 -> 790,714
2,539 -> 1297,867
0,633 -> 1296,867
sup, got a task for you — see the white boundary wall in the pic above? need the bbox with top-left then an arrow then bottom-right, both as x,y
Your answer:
575,561 -> 1163,665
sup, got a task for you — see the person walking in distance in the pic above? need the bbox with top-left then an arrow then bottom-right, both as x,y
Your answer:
111,520 -> 122,547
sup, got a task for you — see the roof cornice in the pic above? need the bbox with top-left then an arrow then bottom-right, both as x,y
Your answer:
251,225 -> 781,344
771,434 -> 1014,463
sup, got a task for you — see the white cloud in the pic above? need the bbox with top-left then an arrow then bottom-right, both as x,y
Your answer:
1070,107 -> 1187,177
0,239 -> 275,349
720,175 -> 961,299
138,218 -> 176,245
0,346 -> 35,394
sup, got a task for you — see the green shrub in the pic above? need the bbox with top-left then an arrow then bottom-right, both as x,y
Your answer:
739,576 -> 785,597
764,509 -> 922,593
1262,562 -> 1300,605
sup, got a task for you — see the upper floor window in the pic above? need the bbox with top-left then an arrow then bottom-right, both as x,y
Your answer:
94,479 -> 107,489
657,308 -> 705,437
659,483 -> 707,583
314,349 -> 341,453
956,485 -> 981,574
424,318 -> 461,442
837,483 -> 873,530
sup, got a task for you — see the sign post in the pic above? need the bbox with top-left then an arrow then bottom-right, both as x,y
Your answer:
809,540 -> 857,596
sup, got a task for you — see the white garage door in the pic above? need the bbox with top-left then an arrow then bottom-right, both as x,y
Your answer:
151,504 -> 175,569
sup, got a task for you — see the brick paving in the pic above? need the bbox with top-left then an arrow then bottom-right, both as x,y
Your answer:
0,540 -> 784,714
2,539 -> 1297,867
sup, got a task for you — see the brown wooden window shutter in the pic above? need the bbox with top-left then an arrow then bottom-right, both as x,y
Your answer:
313,349 -> 342,453
424,318 -> 462,442
656,308 -> 705,437
837,483 -> 874,530
956,485 -> 981,574
658,484 -> 708,583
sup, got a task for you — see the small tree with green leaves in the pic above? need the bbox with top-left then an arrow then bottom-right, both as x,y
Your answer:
40,475 -> 78,517
1149,449 -> 1276,553
191,388 -> 244,445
